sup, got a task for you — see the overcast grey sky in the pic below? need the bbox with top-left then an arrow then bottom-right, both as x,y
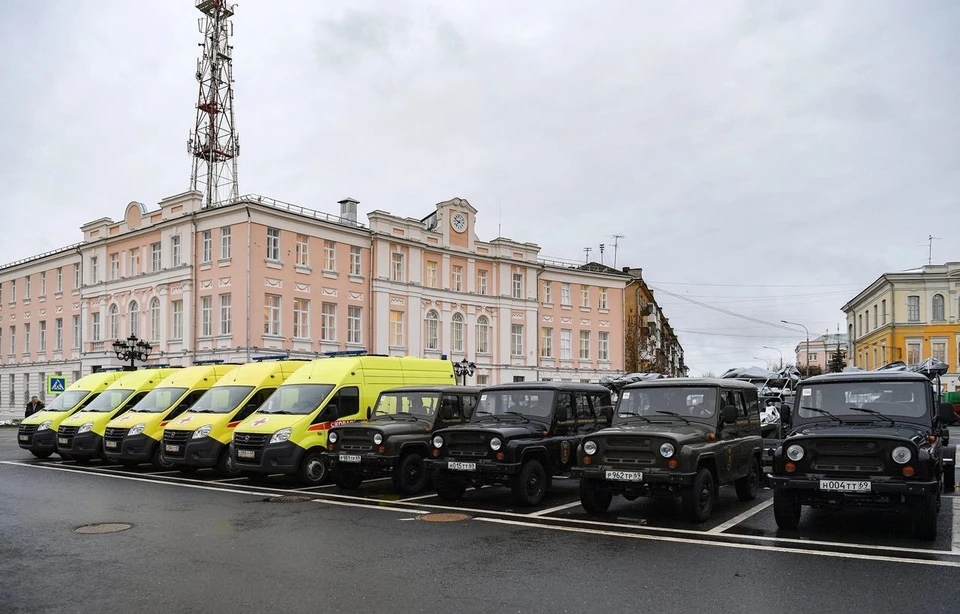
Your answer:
2,1 -> 958,375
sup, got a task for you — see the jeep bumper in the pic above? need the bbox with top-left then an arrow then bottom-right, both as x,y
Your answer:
329,452 -> 399,479
572,466 -> 698,496
425,457 -> 522,484
770,475 -> 939,507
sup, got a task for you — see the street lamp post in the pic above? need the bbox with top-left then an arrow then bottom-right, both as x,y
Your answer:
452,357 -> 476,386
781,320 -> 810,377
763,346 -> 783,370
112,334 -> 153,371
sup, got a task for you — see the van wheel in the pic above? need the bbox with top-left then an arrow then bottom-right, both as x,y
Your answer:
393,454 -> 428,495
434,471 -> 466,501
152,446 -> 175,471
682,468 -> 715,523
298,451 -> 329,486
773,489 -> 802,530
334,468 -> 363,490
735,457 -> 760,501
217,448 -> 241,477
579,478 -> 612,513
913,493 -> 939,540
511,459 -> 547,506
30,451 -> 53,460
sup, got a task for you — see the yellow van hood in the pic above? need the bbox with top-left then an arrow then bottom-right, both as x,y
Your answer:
163,412 -> 232,433
234,414 -> 308,434
22,409 -> 71,425
106,411 -> 169,430
60,410 -> 114,434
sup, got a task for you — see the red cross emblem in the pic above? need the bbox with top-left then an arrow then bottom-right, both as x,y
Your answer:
178,416 -> 193,425
252,417 -> 269,427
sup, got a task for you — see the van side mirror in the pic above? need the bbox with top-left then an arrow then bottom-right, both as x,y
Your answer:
366,406 -> 372,419
722,405 -> 738,424
938,402 -> 957,425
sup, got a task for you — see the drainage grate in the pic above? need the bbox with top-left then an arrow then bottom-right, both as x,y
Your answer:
73,523 -> 132,534
264,496 -> 314,503
416,513 -> 472,523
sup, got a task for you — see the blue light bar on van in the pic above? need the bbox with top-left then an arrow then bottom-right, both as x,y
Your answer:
252,354 -> 291,362
322,349 -> 369,357
97,366 -> 126,372
144,364 -> 174,369
192,359 -> 225,365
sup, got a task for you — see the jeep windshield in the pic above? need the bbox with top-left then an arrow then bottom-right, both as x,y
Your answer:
615,387 -> 717,424
256,384 -> 335,415
373,392 -> 440,420
40,390 -> 90,413
130,387 -> 188,413
472,390 -> 554,423
188,386 -> 254,414
795,381 -> 930,424
82,389 -> 134,412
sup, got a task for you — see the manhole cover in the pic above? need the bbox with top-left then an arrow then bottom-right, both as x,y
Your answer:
73,523 -> 132,534
416,513 -> 472,523
264,496 -> 314,503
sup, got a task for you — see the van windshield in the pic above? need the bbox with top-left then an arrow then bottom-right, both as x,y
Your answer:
257,384 -> 335,415
188,386 -> 254,414
83,389 -> 134,413
41,390 -> 89,412
130,388 -> 188,413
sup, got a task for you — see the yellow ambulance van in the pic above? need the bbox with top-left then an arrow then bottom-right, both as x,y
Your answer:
231,354 -> 455,485
103,362 -> 239,469
18,371 -> 124,459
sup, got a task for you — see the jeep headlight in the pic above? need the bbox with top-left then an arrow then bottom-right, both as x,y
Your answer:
192,425 -> 212,439
328,431 -> 338,444
373,433 -> 383,445
432,435 -> 444,449
77,422 -> 94,434
37,420 -> 52,432
269,427 -> 291,444
490,437 -> 502,451
786,444 -> 805,461
659,442 -> 675,458
891,446 -> 912,464
583,440 -> 597,456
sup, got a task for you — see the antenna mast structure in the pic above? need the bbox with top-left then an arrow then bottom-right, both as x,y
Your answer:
610,234 -> 625,269
188,0 -> 240,208
925,234 -> 941,266
583,246 -> 592,263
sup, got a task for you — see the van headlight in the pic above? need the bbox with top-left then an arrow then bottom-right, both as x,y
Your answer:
269,428 -> 291,444
192,425 -> 212,439
328,431 -> 338,444
128,423 -> 146,437
659,443 -> 675,458
490,437 -> 502,451
432,435 -> 444,449
891,446 -> 912,464
78,422 -> 94,434
786,444 -> 805,461
37,421 -> 52,432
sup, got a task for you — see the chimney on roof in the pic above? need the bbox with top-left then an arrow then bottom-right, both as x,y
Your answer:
338,198 -> 358,223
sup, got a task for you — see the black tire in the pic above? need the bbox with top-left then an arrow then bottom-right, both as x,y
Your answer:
511,459 -> 548,507
297,451 -> 329,486
175,464 -> 198,475
913,493 -> 939,540
152,446 -> 175,471
30,450 -> 53,460
334,468 -> 364,490
434,471 -> 467,501
579,478 -> 613,513
735,457 -> 761,502
944,464 -> 956,494
682,468 -> 716,523
393,454 -> 428,495
773,489 -> 802,530
216,448 -> 241,477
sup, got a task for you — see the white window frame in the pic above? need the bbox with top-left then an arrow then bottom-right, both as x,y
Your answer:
390,310 -> 404,347
425,310 -> 439,350
296,234 -> 309,267
324,240 -> 337,272
476,316 -> 489,354
511,324 -> 523,356
172,301 -> 184,339
561,283 -> 571,306
512,273 -> 523,299
453,266 -> 463,292
151,243 -> 162,272
391,252 -> 404,282
477,270 -> 488,296
266,228 -> 281,262
200,296 -> 212,337
220,227 -> 232,260
426,261 -> 438,288
171,235 -> 182,267
579,330 -> 591,359
598,331 -> 609,361
541,327 -> 553,358
150,298 -> 161,341
349,246 -> 362,276
451,313 -> 464,352
321,302 -> 337,342
264,295 -> 282,336
560,329 -> 572,360
293,298 -> 310,339
201,231 -> 212,263
347,306 -> 362,345
219,294 -> 232,336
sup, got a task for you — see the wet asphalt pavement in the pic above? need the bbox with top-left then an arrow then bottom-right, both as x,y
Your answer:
1,428 -> 959,613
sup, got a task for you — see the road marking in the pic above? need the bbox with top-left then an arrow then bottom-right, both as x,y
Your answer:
211,477 -> 248,482
398,493 -> 441,502
151,471 -> 181,475
953,498 -> 960,553
708,500 -> 774,534
475,517 -> 960,568
529,501 -> 583,517
292,484 -> 338,491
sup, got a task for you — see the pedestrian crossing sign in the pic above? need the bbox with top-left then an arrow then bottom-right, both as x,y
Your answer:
47,375 -> 67,395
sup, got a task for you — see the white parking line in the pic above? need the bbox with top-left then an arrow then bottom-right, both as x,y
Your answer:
398,493 -> 441,502
708,500 -> 774,534
292,484 -> 338,491
212,477 -> 249,482
529,501 -> 583,517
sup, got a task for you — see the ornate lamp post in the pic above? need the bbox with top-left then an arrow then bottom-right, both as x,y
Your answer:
452,357 -> 476,386
112,334 -> 153,371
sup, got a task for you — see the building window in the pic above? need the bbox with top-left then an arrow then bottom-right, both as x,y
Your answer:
541,327 -> 553,358
347,306 -> 362,345
220,227 -> 232,260
108,304 -> 119,339
55,318 -> 63,352
476,374 -> 489,386
476,316 -> 489,354
453,266 -> 464,292
110,253 -> 120,280
24,276 -> 31,299
858,314 -> 862,337
581,286 -> 590,308
933,294 -> 945,321
56,267 -> 63,294
171,301 -> 183,339
599,289 -> 608,310
73,315 -> 81,348
907,295 -> 920,322
132,248 -> 144,275
40,272 -> 46,297
349,246 -> 362,276
865,311 -> 869,332
907,342 -> 921,366
933,341 -> 947,363
39,321 -> 46,352
808,353 -> 818,361
296,234 -> 309,267
171,235 -> 182,267
8,326 -> 15,354
598,331 -> 609,361
73,264 -> 80,289
293,298 -> 310,339
511,324 -> 523,356
881,299 -> 887,325
129,301 -> 140,337
7,374 -> 13,404
324,240 -> 336,271
426,261 -> 438,288
266,228 -> 281,261
561,283 -> 571,306
321,302 -> 337,342
512,273 -> 523,299
9,280 -> 15,302
872,305 -> 878,329
560,329 -> 572,360
543,281 -> 552,304
451,313 -> 464,352
579,330 -> 591,359
201,231 -> 212,263
148,243 -> 161,272
391,252 -> 404,282
264,295 -> 281,336
90,257 -> 99,284
477,270 -> 488,295
389,311 -> 404,346
149,298 -> 160,341
24,323 -> 30,353
218,294 -> 231,336
198,297 -> 211,337
425,310 -> 439,350
91,313 -> 101,342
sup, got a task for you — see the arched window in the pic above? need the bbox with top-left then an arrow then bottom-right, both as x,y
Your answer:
108,304 -> 120,340
129,301 -> 139,337
425,310 -> 439,351
933,294 -> 945,321
451,313 -> 464,353
149,297 -> 160,341
476,316 -> 490,354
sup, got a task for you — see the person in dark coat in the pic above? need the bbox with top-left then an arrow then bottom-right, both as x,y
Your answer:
25,396 -> 45,418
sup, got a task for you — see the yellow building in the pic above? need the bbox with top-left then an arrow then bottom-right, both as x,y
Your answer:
842,263 -> 960,388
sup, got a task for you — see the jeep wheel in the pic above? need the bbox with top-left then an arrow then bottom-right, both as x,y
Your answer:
682,468 -> 715,523
434,471 -> 467,501
393,454 -> 428,495
216,448 -> 241,477
944,465 -> 956,494
30,450 -> 53,460
298,451 -> 330,486
334,468 -> 364,490
773,490 -> 801,530
579,478 -> 613,513
735,457 -> 760,502
152,446 -> 175,471
512,459 -> 547,506
913,493 -> 939,540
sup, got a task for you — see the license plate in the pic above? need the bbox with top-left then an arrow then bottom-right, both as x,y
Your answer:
58,437 -> 69,446
237,449 -> 255,459
338,454 -> 361,463
165,444 -> 180,453
105,441 -> 118,449
606,470 -> 643,482
18,435 -> 28,442
448,461 -> 476,471
819,480 -> 871,493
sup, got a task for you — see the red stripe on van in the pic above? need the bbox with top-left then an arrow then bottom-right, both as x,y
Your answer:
227,421 -> 240,428
307,422 -> 332,432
